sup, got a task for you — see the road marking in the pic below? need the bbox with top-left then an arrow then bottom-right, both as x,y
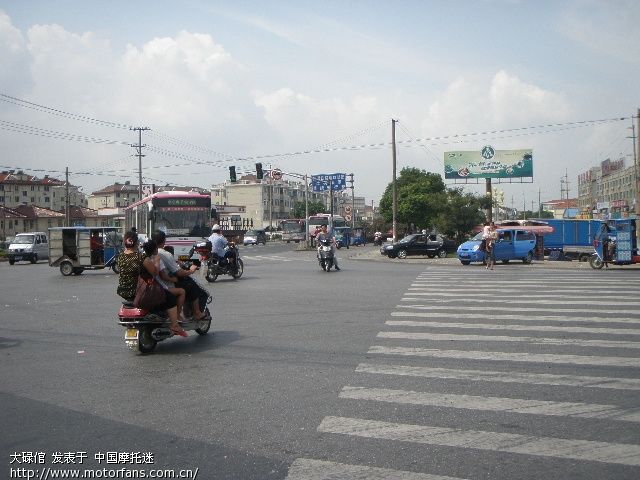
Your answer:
285,458 -> 467,480
339,386 -> 640,422
396,303 -> 640,316
368,345 -> 640,367
409,284 -> 639,295
385,319 -> 640,336
401,295 -> 640,307
317,416 -> 640,466
377,331 -> 640,349
355,363 -> 640,390
407,290 -> 639,300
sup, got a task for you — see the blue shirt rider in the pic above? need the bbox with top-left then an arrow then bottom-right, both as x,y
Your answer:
207,224 -> 237,268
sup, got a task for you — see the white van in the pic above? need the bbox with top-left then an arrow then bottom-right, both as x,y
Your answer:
8,232 -> 49,264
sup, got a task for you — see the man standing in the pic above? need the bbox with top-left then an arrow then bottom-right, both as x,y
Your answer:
151,230 -> 208,320
316,224 -> 340,271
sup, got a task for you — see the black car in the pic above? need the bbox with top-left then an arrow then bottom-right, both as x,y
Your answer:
380,233 -> 457,259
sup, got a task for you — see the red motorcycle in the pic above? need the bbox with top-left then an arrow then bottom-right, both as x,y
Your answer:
118,270 -> 213,354
191,241 -> 244,282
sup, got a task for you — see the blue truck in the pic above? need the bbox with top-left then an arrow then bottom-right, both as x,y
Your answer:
534,218 -> 602,261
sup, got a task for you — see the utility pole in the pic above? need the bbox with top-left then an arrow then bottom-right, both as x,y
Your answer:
560,169 -> 570,201
348,173 -> 355,228
631,109 -> 640,218
131,126 -> 150,233
65,167 -> 70,227
538,188 -> 542,217
392,119 -> 398,242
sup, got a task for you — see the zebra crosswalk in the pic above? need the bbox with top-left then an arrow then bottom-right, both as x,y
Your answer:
286,267 -> 640,479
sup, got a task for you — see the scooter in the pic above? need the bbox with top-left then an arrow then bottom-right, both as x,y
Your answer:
373,232 -> 383,246
317,238 -> 334,272
118,286 -> 213,354
192,241 -> 244,282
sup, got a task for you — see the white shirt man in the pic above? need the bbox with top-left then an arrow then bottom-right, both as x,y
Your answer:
207,225 -> 229,258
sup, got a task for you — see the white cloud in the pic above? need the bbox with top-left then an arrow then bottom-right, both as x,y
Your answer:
560,0 -> 640,64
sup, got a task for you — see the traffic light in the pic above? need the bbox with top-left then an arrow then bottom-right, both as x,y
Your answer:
229,166 -> 237,182
255,162 -> 263,180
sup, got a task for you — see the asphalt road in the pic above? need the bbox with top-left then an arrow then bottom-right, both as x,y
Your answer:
1,243 -> 639,479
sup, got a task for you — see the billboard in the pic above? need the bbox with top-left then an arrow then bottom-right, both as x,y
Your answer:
444,146 -> 533,179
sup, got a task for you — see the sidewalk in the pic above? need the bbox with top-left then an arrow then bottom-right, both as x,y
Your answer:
345,246 -> 640,269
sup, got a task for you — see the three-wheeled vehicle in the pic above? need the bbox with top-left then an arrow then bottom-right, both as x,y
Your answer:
333,226 -> 352,249
589,219 -> 639,269
48,227 -> 123,276
351,228 -> 367,246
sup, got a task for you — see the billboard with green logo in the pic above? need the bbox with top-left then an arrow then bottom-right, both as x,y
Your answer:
444,146 -> 533,179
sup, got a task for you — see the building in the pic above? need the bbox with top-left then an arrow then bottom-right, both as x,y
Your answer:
211,175 -> 328,230
540,199 -> 579,219
0,170 -> 87,212
0,205 -> 66,238
88,182 -> 141,210
577,157 -> 636,219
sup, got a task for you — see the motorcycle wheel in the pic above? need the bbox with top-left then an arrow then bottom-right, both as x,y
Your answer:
589,254 -> 604,270
195,308 -> 212,335
205,265 -> 218,283
325,259 -> 333,272
138,327 -> 157,354
232,259 -> 244,279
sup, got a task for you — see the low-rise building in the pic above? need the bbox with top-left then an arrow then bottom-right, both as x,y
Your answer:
578,157 -> 636,219
0,170 -> 86,212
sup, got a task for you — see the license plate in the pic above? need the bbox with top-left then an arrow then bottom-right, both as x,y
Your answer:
125,328 -> 139,340
179,255 -> 189,261
13,256 -> 22,261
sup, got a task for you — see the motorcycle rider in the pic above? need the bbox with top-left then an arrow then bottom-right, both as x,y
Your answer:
207,224 -> 237,271
151,230 -> 209,321
316,224 -> 340,271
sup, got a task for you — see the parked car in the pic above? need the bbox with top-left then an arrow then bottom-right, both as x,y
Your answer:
380,233 -> 457,259
456,228 -> 537,265
243,229 -> 267,246
7,232 -> 49,264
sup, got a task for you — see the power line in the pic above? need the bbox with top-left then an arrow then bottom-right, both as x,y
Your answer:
0,93 -> 133,129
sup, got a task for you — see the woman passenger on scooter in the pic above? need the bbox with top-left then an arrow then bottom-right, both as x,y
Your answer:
116,231 -> 187,337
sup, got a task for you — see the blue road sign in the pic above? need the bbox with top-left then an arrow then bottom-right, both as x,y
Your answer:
311,173 -> 347,192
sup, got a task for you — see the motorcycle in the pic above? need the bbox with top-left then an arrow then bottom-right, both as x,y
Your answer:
192,241 -> 244,282
317,238 -> 334,272
373,232 -> 383,246
118,279 -> 213,354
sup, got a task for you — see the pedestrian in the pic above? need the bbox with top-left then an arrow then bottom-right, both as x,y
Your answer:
485,222 -> 498,270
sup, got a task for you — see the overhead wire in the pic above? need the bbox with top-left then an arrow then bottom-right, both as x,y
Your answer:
0,90 -> 632,183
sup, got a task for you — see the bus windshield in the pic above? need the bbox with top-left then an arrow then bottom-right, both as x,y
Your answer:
154,207 -> 210,237
282,220 -> 304,233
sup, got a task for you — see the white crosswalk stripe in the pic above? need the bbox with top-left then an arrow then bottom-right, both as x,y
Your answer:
289,269 -> 640,478
385,319 -> 640,335
377,331 -> 640,349
286,458 -> 468,480
339,386 -> 640,422
317,416 -> 640,466
355,362 -> 640,390
368,345 -> 640,367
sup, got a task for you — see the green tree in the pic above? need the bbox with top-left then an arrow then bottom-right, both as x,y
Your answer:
291,200 -> 326,218
379,167 -> 447,233
435,188 -> 486,242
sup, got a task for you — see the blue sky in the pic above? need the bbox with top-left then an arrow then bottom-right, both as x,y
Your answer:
0,0 -> 638,208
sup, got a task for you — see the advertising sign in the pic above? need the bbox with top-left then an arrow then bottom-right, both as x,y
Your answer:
311,173 -> 347,192
444,146 -> 533,179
